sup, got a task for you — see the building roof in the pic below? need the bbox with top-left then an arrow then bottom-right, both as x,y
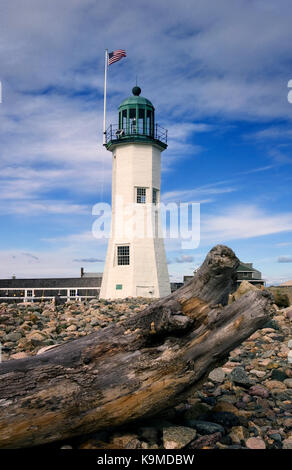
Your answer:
0,277 -> 102,289
237,262 -> 259,273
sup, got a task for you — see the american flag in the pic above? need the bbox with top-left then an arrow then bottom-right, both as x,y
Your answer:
108,49 -> 126,66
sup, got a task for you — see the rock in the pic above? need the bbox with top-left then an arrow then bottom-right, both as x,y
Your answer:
282,438 -> 292,449
245,437 -> 266,449
139,427 -> 158,443
250,369 -> 266,378
184,402 -> 210,420
27,331 -> 47,346
271,369 -> 288,382
229,426 -> 248,444
264,319 -> 280,330
285,308 -> 292,319
266,361 -> 279,369
242,394 -> 252,403
212,401 -> 239,415
249,385 -> 269,398
269,433 -> 282,442
187,432 -> 222,449
223,361 -> 242,369
163,426 -> 197,449
283,417 -> 292,429
110,433 -> 139,448
264,380 -> 287,391
208,368 -> 225,383
247,421 -> 263,437
229,281 -> 258,304
284,378 -> 292,388
207,412 -> 240,428
188,421 -> 225,436
10,352 -> 29,360
78,440 -> 108,449
230,367 -> 251,387
200,396 -> 217,406
5,332 -> 22,342
66,325 -> 77,332
125,439 -> 142,449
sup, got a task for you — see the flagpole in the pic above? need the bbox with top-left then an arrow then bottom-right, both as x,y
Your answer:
103,49 -> 108,145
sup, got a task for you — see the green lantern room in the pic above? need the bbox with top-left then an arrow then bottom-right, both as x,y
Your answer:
104,86 -> 167,151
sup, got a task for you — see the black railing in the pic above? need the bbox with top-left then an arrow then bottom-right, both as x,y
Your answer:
105,123 -> 168,146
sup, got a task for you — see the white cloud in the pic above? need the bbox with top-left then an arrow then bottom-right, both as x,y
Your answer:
201,204 -> 292,244
162,181 -> 237,203
0,199 -> 89,215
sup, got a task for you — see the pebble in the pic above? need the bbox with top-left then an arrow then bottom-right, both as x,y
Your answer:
250,369 -> 266,378
249,385 -> 269,398
245,437 -> 266,449
163,426 -> 197,449
187,432 -> 222,449
208,367 -> 225,383
212,401 -> 239,415
282,438 -> 292,449
264,380 -> 287,391
230,367 -> 252,387
189,420 -> 225,435
284,378 -> 292,388
229,426 -> 247,444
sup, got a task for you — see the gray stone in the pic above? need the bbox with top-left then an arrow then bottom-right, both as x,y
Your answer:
230,367 -> 251,386
282,439 -> 292,449
187,420 -> 225,435
284,378 -> 292,389
163,426 -> 197,449
269,433 -> 282,442
5,332 -> 22,342
208,367 -> 225,383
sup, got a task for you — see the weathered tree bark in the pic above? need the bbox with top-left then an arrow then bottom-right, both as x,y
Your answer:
0,245 -> 275,448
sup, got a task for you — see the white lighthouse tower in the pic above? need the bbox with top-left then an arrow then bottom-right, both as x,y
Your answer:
100,86 -> 170,299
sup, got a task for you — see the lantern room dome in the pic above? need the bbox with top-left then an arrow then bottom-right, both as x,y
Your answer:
119,86 -> 154,110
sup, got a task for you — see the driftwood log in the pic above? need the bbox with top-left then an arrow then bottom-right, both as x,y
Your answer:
0,245 -> 275,448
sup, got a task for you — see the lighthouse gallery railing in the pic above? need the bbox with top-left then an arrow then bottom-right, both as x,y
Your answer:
104,123 -> 168,146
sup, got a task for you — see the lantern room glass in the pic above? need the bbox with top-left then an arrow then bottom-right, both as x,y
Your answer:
119,106 -> 154,137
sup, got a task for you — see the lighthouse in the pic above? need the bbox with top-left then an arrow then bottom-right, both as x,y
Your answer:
100,86 -> 171,299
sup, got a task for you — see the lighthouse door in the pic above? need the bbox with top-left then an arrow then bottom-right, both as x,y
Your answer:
136,286 -> 154,298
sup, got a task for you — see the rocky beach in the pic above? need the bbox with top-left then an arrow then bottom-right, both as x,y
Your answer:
0,295 -> 291,450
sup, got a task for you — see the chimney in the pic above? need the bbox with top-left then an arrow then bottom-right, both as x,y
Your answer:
80,267 -> 84,278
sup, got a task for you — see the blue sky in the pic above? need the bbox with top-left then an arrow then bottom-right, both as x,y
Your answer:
0,0 -> 292,284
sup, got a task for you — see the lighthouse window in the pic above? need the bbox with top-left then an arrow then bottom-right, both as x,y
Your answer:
129,108 -> 136,133
138,108 -> 144,134
146,110 -> 152,135
137,187 -> 146,204
117,246 -> 130,265
122,109 -> 127,130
